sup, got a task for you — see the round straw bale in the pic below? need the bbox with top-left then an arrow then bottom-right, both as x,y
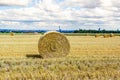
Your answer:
95,34 -> 100,38
10,32 -> 14,36
38,31 -> 70,58
110,33 -> 114,37
103,34 -> 110,38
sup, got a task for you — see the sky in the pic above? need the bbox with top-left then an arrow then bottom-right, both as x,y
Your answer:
0,0 -> 120,30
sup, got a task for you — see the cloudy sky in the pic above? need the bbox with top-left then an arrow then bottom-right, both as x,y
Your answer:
0,0 -> 120,30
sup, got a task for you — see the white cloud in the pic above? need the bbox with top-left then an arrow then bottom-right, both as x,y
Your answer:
36,0 -> 61,11
62,0 -> 101,8
111,0 -> 120,8
0,0 -> 120,30
0,21 -> 20,25
0,0 -> 31,6
101,0 -> 112,7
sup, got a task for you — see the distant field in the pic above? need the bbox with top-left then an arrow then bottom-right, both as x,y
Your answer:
0,34 -> 120,79
65,33 -> 120,36
1,32 -> 120,36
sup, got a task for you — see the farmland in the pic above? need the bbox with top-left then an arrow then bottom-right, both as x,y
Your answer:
0,33 -> 120,79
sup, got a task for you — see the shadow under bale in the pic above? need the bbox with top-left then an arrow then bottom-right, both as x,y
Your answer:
26,54 -> 43,58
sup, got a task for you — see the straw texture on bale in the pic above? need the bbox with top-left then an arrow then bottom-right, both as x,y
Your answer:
95,34 -> 100,38
38,31 -> 70,58
110,33 -> 114,37
10,32 -> 14,36
103,34 -> 110,38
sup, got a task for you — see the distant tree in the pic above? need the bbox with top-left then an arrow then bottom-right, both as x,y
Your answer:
74,28 -> 120,33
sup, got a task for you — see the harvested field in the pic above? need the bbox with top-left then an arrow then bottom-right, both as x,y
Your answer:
0,34 -> 120,79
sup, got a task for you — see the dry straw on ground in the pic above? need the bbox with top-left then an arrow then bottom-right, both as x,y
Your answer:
86,33 -> 89,36
38,31 -> 70,58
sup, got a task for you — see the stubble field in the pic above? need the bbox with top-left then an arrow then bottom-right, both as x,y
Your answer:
0,34 -> 120,80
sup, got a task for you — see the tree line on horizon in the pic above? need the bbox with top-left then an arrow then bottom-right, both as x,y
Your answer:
74,29 -> 120,33
0,28 -> 120,33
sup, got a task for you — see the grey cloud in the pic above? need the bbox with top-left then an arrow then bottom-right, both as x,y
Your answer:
0,0 -> 120,30
111,0 -> 120,8
0,0 -> 31,7
62,0 -> 101,8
